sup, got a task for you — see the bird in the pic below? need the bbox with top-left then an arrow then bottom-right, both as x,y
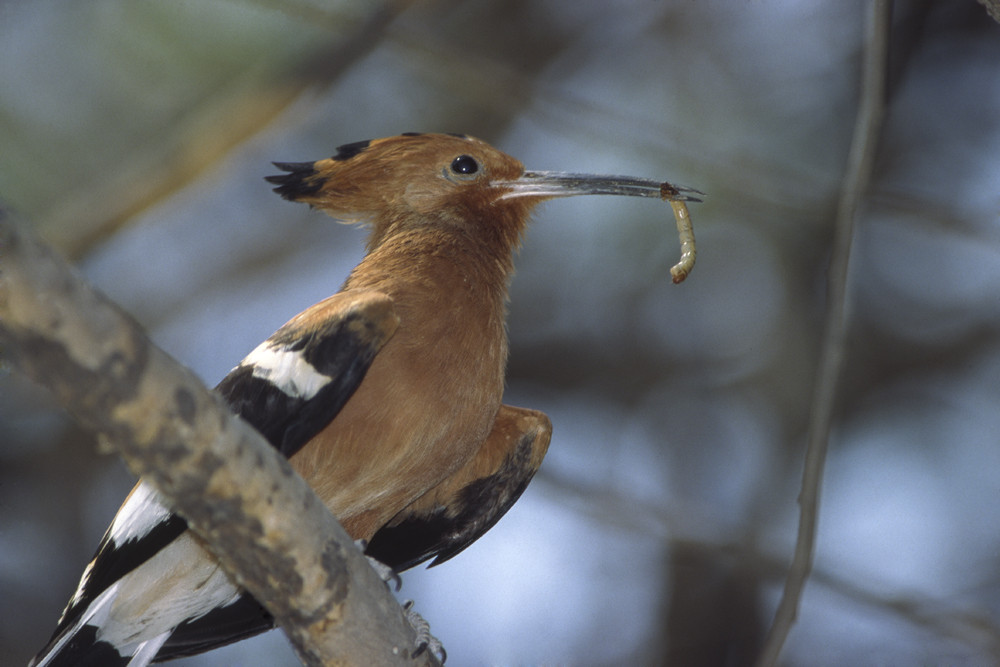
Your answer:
30,132 -> 701,666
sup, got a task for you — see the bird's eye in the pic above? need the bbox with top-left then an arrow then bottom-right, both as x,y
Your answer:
450,155 -> 479,175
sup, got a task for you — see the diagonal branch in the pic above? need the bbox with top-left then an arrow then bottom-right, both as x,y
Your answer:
0,207 -> 437,666
755,2 -> 892,665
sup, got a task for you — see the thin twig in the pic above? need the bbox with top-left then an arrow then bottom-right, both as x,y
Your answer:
755,3 -> 892,665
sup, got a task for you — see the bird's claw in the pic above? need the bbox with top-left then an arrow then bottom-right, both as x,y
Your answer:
403,600 -> 446,663
355,539 -> 402,591
354,541 -> 444,660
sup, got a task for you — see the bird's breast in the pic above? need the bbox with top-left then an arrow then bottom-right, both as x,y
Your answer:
291,262 -> 510,540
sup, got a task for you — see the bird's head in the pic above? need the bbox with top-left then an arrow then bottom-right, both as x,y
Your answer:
266,134 -> 529,247
266,132 -> 702,253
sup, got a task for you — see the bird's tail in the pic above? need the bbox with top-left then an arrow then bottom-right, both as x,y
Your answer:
29,584 -> 169,667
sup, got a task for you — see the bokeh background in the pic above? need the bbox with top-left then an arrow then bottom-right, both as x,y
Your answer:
3,1 -> 1000,664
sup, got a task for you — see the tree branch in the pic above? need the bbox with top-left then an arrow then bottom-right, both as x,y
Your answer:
0,206 -> 438,666
755,2 -> 892,665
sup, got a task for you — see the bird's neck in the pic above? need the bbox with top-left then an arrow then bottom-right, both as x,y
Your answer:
345,225 -> 517,308
343,225 -> 514,412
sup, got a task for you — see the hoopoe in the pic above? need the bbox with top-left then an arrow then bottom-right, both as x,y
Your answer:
31,132 -> 700,665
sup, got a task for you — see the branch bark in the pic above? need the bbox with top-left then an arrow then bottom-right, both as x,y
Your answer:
0,206 -> 438,666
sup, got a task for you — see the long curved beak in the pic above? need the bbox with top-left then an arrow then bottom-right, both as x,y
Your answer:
496,170 -> 703,284
496,171 -> 704,202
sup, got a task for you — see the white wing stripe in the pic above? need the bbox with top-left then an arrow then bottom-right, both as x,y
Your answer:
243,342 -> 332,400
108,482 -> 171,547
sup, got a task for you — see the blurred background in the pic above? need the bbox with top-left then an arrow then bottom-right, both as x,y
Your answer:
3,0 -> 1000,664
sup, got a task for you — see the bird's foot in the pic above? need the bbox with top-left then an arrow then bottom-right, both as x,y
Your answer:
403,599 -> 446,663
353,541 -> 443,660
354,539 -> 401,591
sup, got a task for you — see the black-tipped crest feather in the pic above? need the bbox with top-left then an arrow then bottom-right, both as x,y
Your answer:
265,162 -> 324,201
332,140 -> 371,161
